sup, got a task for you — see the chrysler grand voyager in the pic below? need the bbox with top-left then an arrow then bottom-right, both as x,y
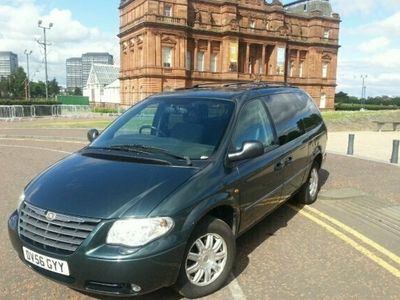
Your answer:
8,83 -> 327,298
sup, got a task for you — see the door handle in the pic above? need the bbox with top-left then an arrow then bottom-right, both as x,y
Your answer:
274,161 -> 284,171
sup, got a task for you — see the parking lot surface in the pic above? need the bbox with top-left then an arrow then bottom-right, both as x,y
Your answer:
1,128 -> 399,300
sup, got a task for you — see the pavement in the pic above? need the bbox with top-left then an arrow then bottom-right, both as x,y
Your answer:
327,131 -> 400,165
0,126 -> 400,299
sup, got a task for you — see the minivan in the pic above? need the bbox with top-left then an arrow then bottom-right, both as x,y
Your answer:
8,83 -> 327,298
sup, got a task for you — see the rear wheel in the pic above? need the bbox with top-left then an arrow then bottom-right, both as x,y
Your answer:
176,216 -> 235,299
296,162 -> 320,204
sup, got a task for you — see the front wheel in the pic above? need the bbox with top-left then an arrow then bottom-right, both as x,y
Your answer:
296,162 -> 320,204
175,217 -> 235,299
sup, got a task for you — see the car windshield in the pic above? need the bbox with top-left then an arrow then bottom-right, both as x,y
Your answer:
90,97 -> 235,160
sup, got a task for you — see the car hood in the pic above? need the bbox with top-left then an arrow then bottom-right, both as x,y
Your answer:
24,153 -> 198,219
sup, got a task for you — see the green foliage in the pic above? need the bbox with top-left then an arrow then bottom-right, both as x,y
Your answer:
335,103 -> 400,111
73,87 -> 83,96
0,67 -> 27,99
92,107 -> 119,114
335,91 -> 400,106
0,69 -> 61,100
0,99 -> 60,105
48,78 -> 60,97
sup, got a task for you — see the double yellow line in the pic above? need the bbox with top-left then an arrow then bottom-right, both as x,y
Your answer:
287,204 -> 400,279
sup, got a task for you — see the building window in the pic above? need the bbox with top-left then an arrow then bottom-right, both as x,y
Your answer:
186,51 -> 192,71
210,53 -> 218,72
320,93 -> 327,109
322,62 -> 328,78
197,51 -> 205,71
323,30 -> 330,40
299,61 -> 304,77
164,4 -> 172,17
303,4 -> 307,11
289,61 -> 295,77
163,47 -> 173,68
250,20 -> 256,30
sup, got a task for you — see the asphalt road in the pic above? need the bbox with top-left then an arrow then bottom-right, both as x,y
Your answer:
1,128 -> 399,300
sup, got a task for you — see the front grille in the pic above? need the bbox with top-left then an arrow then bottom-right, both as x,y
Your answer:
19,202 -> 101,254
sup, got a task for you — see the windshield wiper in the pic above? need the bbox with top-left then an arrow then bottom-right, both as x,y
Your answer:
109,144 -> 192,166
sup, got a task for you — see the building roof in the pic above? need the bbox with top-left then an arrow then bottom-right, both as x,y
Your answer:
285,0 -> 334,17
87,64 -> 119,86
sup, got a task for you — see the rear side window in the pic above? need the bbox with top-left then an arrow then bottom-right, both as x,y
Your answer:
294,92 -> 323,132
265,93 -> 308,144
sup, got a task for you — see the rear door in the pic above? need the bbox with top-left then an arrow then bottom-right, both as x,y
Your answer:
264,93 -> 310,199
229,99 -> 285,233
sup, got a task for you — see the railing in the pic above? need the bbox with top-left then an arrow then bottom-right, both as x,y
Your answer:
0,105 -> 92,120
120,14 -> 187,33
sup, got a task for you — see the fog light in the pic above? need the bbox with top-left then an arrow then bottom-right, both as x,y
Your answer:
131,283 -> 141,292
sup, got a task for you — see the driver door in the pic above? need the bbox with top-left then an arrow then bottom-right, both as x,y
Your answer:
229,99 -> 285,233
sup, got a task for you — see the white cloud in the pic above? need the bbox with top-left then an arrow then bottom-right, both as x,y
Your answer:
0,1 -> 119,86
359,37 -> 390,53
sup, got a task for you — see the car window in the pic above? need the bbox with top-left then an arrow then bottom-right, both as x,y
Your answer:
91,98 -> 234,160
115,103 -> 159,136
231,100 -> 275,152
265,93 -> 308,144
294,92 -> 323,132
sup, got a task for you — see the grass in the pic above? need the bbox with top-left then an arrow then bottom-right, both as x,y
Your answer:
322,110 -> 400,131
321,110 -> 399,121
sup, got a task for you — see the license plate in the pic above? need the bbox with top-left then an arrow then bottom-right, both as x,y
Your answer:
23,247 -> 70,276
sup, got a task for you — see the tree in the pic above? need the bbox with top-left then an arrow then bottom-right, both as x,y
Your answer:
48,78 -> 60,97
0,67 -> 27,99
30,81 -> 46,98
73,87 -> 82,96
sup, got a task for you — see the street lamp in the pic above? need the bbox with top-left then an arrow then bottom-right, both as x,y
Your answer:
37,20 -> 53,101
24,50 -> 32,100
361,74 -> 368,109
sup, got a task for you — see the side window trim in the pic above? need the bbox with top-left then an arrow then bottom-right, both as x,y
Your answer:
260,96 -> 280,147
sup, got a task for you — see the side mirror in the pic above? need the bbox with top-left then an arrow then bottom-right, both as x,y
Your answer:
87,128 -> 100,142
228,141 -> 264,162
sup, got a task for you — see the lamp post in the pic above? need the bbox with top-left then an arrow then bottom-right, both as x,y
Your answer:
361,74 -> 368,108
24,50 -> 32,100
37,20 -> 53,101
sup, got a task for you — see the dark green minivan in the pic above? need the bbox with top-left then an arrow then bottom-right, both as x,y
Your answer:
8,83 -> 326,298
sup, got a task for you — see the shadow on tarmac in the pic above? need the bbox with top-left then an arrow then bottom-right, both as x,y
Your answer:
77,169 -> 330,300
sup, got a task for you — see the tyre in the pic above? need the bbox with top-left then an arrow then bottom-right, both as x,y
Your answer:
175,216 -> 235,299
296,162 -> 320,204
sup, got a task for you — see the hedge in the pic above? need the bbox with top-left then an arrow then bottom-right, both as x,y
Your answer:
335,103 -> 400,111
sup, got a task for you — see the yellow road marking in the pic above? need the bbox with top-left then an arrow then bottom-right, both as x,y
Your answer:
287,204 -> 400,279
304,205 -> 400,266
0,137 -> 86,144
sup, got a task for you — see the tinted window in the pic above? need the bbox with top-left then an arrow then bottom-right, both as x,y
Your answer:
265,93 -> 308,144
294,92 -> 323,132
231,100 -> 275,152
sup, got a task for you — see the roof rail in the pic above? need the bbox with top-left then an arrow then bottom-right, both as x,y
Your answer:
173,81 -> 296,91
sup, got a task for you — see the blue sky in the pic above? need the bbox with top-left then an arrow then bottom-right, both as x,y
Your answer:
0,0 -> 400,97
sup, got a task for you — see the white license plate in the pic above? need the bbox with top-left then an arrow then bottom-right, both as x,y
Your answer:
23,247 -> 70,276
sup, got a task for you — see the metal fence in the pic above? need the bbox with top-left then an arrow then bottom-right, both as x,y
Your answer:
0,105 -> 93,120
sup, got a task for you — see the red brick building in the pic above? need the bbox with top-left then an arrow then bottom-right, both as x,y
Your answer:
119,0 -> 340,109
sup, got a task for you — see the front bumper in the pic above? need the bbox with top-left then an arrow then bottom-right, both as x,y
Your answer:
8,210 -> 186,296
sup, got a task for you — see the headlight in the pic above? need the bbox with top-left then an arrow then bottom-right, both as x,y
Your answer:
106,217 -> 174,247
17,192 -> 25,210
